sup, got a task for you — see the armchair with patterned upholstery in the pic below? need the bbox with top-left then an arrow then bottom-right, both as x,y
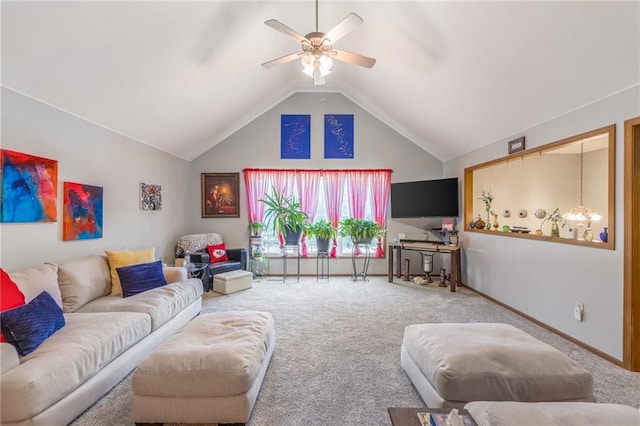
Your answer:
175,233 -> 248,291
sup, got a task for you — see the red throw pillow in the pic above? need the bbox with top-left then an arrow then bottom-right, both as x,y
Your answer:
207,243 -> 228,263
1,268 -> 26,342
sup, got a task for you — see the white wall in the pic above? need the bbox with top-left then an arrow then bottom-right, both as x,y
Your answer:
444,85 -> 640,360
188,92 -> 445,276
1,88 -> 190,270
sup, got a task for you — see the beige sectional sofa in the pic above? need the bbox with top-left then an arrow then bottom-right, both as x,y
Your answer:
0,255 -> 203,426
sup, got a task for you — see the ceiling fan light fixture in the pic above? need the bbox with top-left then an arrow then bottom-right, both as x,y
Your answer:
301,54 -> 332,85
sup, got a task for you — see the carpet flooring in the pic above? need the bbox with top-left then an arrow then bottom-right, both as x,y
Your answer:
71,276 -> 640,426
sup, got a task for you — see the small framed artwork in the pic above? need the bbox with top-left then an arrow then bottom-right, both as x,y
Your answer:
139,182 -> 162,211
63,182 -> 103,241
201,173 -> 240,218
508,136 -> 526,154
281,114 -> 311,159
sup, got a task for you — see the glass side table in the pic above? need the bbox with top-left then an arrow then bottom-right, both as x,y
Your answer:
185,262 -> 211,291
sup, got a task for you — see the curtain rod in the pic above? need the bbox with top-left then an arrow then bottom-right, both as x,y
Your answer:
243,168 -> 393,173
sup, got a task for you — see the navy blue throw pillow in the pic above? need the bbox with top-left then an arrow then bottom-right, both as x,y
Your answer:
0,291 -> 65,356
117,260 -> 168,298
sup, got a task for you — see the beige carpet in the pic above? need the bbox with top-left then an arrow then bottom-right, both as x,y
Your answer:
71,276 -> 640,426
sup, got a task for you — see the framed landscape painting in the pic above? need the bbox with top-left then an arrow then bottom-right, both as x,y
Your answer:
1,149 -> 58,223
201,173 -> 240,218
63,182 -> 103,241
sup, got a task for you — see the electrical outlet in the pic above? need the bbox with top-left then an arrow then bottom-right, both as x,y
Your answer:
574,302 -> 584,321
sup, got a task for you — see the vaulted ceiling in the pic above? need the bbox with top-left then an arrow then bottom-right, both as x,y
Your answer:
2,1 -> 638,162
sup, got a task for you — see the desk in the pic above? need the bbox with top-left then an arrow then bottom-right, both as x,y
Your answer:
388,242 -> 461,292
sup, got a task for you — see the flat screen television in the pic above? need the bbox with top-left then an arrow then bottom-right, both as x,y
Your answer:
390,177 -> 459,218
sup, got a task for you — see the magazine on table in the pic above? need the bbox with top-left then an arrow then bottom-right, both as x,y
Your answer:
417,409 -> 477,426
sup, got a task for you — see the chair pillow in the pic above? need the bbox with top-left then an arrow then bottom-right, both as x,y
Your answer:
116,260 -> 168,298
207,243 -> 228,263
0,291 -> 65,356
0,268 -> 26,342
105,247 -> 155,295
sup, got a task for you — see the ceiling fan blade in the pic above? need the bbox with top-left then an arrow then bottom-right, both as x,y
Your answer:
261,52 -> 304,69
265,19 -> 308,44
330,49 -> 376,68
323,13 -> 363,44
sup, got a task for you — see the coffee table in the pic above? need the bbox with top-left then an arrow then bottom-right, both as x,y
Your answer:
387,407 -> 477,426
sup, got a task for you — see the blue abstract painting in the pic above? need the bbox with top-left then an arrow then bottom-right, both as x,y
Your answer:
1,149 -> 58,223
281,115 -> 311,159
324,114 -> 354,159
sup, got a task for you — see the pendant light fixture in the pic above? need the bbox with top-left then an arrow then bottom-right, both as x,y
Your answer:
563,142 -> 601,241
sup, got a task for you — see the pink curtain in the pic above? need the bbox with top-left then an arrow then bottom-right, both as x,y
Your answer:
346,171 -> 369,255
323,170 -> 346,257
371,170 -> 391,257
243,169 -> 270,224
296,171 -> 320,257
346,170 -> 368,219
271,170 -> 296,248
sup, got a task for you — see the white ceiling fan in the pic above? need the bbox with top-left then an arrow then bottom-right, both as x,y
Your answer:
261,0 -> 376,85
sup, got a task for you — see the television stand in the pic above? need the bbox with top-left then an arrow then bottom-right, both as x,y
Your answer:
388,242 -> 461,292
400,238 -> 445,245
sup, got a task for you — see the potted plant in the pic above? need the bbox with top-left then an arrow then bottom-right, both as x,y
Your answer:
307,219 -> 337,253
248,221 -> 264,237
541,207 -> 564,237
479,190 -> 494,227
338,218 -> 384,245
259,188 -> 309,245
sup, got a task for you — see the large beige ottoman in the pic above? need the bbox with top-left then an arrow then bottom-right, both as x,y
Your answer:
214,269 -> 253,294
132,311 -> 275,425
464,401 -> 640,426
401,323 -> 595,409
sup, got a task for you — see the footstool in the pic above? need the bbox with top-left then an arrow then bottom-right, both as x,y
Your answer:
214,269 -> 253,294
464,401 -> 640,426
401,323 -> 595,409
132,311 -> 275,425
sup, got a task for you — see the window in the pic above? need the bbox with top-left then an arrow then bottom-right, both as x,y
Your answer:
243,169 -> 391,258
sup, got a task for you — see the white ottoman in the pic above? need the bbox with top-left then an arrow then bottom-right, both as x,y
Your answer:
401,323 -> 595,409
465,401 -> 640,426
214,269 -> 253,294
132,311 -> 275,425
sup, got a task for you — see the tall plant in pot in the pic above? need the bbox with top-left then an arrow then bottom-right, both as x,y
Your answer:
260,188 -> 309,246
307,219 -> 337,253
338,218 -> 383,245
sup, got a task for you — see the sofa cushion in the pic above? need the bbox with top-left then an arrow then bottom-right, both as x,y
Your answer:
76,279 -> 203,331
210,261 -> 242,275
8,263 -> 62,308
0,268 -> 26,342
0,343 -> 20,374
0,291 -> 65,356
105,247 -> 155,296
58,255 -> 111,312
118,260 -> 168,298
0,311 -> 151,423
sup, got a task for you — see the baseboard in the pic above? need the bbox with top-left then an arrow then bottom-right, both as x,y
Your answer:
462,285 -> 624,368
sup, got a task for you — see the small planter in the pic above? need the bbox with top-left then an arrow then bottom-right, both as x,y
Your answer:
316,237 -> 331,253
353,237 -> 373,245
283,227 -> 303,246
